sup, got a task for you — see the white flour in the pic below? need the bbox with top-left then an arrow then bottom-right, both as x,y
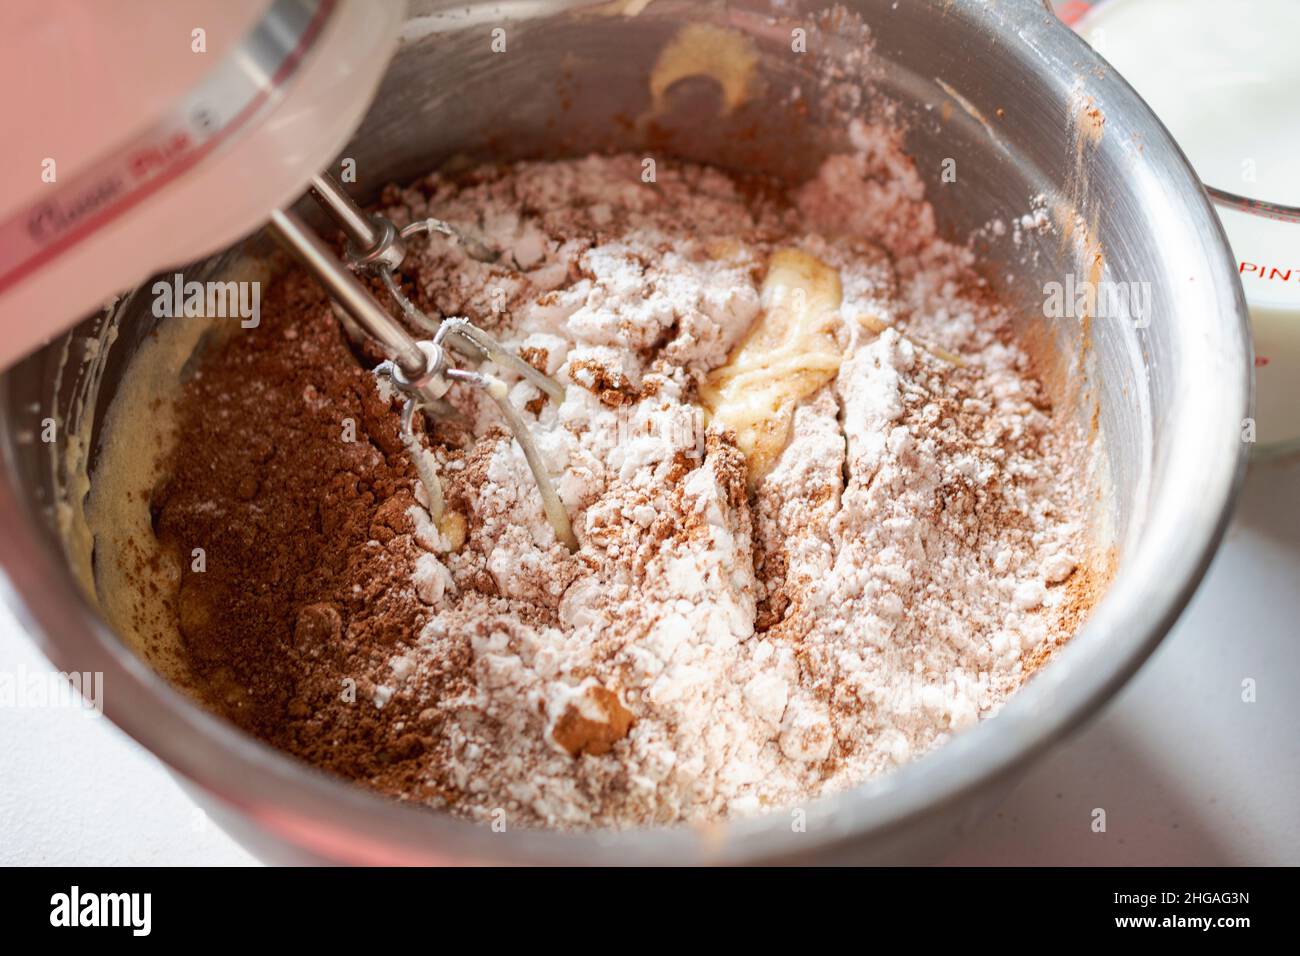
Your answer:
373,121 -> 1096,828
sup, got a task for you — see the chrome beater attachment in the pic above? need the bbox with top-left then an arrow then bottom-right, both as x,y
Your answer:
267,174 -> 578,551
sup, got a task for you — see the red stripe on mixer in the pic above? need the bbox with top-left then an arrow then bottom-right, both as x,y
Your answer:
0,0 -> 337,299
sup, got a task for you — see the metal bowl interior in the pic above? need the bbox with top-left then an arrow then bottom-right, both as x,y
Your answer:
0,0 -> 1249,864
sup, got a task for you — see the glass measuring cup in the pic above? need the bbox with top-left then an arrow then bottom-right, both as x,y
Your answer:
1061,0 -> 1300,455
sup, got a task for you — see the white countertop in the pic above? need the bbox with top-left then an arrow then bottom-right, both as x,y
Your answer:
2,455 -> 1297,866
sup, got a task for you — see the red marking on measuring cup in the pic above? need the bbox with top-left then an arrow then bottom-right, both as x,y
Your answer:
1056,0 -> 1095,25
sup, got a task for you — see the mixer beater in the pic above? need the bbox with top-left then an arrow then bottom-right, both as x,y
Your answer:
267,172 -> 579,551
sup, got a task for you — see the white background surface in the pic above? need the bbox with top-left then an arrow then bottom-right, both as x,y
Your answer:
1,455 -> 1297,866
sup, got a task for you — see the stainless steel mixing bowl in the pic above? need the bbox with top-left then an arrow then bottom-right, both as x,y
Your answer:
0,0 -> 1250,864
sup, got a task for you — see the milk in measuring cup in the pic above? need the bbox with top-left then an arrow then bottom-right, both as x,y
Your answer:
1077,0 -> 1300,452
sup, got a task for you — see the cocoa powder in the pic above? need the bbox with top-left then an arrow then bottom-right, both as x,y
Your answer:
146,267 -> 447,790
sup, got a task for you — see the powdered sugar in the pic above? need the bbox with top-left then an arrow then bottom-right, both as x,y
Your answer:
368,123 -> 1096,828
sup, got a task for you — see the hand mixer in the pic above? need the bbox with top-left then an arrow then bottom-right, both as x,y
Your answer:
0,0 -> 576,550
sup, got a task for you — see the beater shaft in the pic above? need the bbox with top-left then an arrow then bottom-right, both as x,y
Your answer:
267,209 -> 426,380
308,173 -> 406,271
